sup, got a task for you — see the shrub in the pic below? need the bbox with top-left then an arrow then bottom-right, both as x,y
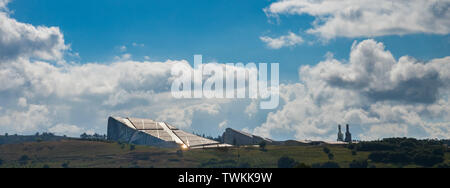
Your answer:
347,144 -> 356,150
358,142 -> 397,151
295,163 -> 311,168
413,153 -> 444,167
323,147 -> 331,154
61,162 -> 70,168
259,142 -> 267,151
130,144 -> 136,151
277,156 -> 297,168
369,151 -> 411,164
176,150 -> 184,157
349,160 -> 368,168
315,162 -> 340,168
328,153 -> 335,160
19,155 -> 29,165
434,162 -> 450,168
238,162 -> 251,168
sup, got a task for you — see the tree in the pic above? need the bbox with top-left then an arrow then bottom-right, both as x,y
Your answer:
413,153 -> 444,167
19,155 -> 29,165
434,162 -> 450,168
36,138 -> 43,143
130,144 -> 136,151
61,162 -> 70,168
328,153 -> 335,160
259,141 -> 267,151
277,156 -> 297,168
80,133 -> 88,139
318,162 -> 340,168
238,162 -> 251,168
349,160 -> 369,168
0,158 -> 3,166
323,147 -> 331,154
295,163 -> 311,168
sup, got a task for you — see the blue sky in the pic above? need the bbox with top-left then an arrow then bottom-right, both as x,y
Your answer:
0,0 -> 449,140
8,0 -> 450,81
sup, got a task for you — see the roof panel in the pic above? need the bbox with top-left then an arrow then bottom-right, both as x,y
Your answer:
142,130 -> 174,142
128,118 -> 162,130
173,130 -> 219,146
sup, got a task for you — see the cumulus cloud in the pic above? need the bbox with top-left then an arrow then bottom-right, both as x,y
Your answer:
265,0 -> 450,39
0,8 -> 67,61
156,102 -> 222,129
253,39 -> 450,140
0,54 -> 258,135
0,0 -> 9,10
48,124 -> 84,137
0,104 -> 50,133
260,32 -> 304,49
304,40 -> 450,104
0,1 -> 448,141
218,120 -> 228,129
0,3 -> 258,136
118,45 -> 127,52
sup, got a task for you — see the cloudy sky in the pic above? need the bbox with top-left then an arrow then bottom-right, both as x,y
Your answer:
0,0 -> 449,141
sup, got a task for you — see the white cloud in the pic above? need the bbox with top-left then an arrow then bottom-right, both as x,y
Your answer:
0,54 -> 257,135
17,97 -> 27,107
265,0 -> 450,39
118,45 -> 127,52
0,0 -> 9,10
156,102 -> 221,128
0,104 -> 50,134
260,32 -> 304,49
114,53 -> 132,61
49,124 -> 84,137
0,4 -> 258,136
218,120 -> 228,129
253,39 -> 450,140
132,42 -> 144,47
0,9 -> 67,61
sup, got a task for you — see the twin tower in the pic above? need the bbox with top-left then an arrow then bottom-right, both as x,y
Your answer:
337,124 -> 352,142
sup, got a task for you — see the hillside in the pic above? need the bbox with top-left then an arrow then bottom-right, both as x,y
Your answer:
0,134 -> 66,145
0,139 -> 449,168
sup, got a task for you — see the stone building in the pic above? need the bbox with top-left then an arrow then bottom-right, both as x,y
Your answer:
344,124 -> 352,143
337,125 -> 344,142
337,124 -> 352,143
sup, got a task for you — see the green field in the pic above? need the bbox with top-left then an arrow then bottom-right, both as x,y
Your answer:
0,139 -> 449,168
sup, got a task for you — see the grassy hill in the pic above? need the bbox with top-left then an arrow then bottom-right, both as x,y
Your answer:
0,139 -> 448,168
0,134 -> 65,145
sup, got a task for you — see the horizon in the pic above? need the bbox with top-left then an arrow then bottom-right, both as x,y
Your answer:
0,0 -> 449,142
